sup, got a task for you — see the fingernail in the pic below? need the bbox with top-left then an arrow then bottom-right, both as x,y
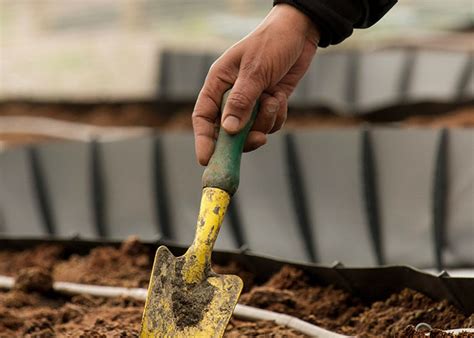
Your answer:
267,102 -> 279,113
223,115 -> 240,132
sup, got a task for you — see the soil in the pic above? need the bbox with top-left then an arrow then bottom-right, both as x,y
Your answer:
53,237 -> 152,288
240,266 -> 473,337
0,277 -> 305,337
14,267 -> 53,293
0,244 -> 64,275
0,238 -> 255,292
400,107 -> 474,128
0,288 -> 143,337
0,240 -> 472,337
1,101 -> 473,148
1,101 -> 473,129
171,277 -> 215,329
401,325 -> 474,338
169,260 -> 216,330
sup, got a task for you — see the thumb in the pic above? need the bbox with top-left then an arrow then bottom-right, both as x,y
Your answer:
222,73 -> 264,134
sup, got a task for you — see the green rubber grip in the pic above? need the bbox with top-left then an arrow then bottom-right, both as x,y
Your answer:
202,90 -> 259,195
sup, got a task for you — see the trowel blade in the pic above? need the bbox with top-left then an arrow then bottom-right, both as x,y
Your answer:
140,246 -> 243,337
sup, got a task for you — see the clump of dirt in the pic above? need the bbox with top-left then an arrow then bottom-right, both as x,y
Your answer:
53,237 -> 152,288
0,244 -> 64,276
0,239 -> 256,292
0,289 -> 48,309
0,289 -> 143,337
350,288 -> 468,336
171,278 -> 216,329
240,266 -> 473,337
240,266 -> 365,332
0,287 -> 300,337
14,267 -> 53,293
170,259 -> 216,329
464,314 -> 474,327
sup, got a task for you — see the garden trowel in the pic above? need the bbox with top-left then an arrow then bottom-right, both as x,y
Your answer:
140,90 -> 258,337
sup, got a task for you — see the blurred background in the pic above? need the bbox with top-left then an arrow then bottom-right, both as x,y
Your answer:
0,0 -> 473,271
0,0 -> 472,98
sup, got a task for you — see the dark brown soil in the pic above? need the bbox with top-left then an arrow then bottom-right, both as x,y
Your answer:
1,101 -> 473,148
170,260 -> 216,329
240,266 -> 473,337
0,287 -> 143,337
0,101 -> 170,128
240,266 -> 365,332
171,278 -> 215,329
401,325 -> 474,338
0,240 -> 472,337
53,237 -> 152,288
0,278 -> 301,337
1,101 -> 473,129
0,244 -> 64,275
0,238 -> 255,292
14,267 -> 53,293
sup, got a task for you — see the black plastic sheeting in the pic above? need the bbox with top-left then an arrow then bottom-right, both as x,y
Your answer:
0,236 -> 472,315
159,49 -> 473,111
2,128 -> 473,268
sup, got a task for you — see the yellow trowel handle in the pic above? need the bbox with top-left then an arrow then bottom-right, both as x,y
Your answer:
201,90 -> 259,196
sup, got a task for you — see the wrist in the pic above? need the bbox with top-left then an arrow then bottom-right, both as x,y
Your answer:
271,3 -> 320,45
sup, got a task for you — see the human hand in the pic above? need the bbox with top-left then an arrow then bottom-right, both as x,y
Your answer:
193,4 -> 320,165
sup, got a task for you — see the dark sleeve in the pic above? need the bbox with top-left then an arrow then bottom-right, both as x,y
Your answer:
273,0 -> 397,47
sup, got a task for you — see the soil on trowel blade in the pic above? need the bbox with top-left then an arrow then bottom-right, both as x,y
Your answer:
171,279 -> 215,329
170,260 -> 216,329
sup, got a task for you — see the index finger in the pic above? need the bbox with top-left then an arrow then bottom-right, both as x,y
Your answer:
192,61 -> 237,165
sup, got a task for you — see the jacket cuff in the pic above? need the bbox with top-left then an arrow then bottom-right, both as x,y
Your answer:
273,0 -> 396,47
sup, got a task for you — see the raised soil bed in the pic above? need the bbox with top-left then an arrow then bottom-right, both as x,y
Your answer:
0,238 -> 473,337
1,101 -> 473,129
1,101 -> 473,148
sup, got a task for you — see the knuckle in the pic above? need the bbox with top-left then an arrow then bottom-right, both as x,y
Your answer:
192,112 -> 214,127
208,61 -> 235,84
191,111 -> 200,121
241,61 -> 265,82
227,92 -> 253,112
259,107 -> 275,123
192,103 -> 205,120
240,61 -> 259,74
